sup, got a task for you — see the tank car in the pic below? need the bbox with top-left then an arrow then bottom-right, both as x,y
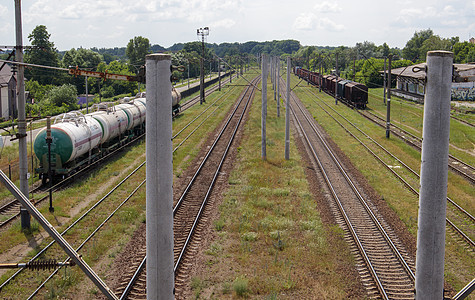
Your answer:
34,112 -> 104,183
33,88 -> 181,183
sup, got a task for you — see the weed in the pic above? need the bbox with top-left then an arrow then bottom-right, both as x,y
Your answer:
214,219 -> 225,231
222,281 -> 232,294
241,231 -> 258,241
205,242 -> 222,256
233,276 -> 249,297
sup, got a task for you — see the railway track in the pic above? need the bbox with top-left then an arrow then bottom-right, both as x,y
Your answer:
285,82 -> 416,299
179,74 -> 235,111
0,133 -> 145,230
301,86 -> 475,251
116,76 -> 258,299
0,75 -> 236,231
358,108 -> 475,184
0,74 -> 243,298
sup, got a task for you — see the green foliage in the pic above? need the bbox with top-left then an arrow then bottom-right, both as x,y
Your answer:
24,25 -> 62,85
453,41 -> 475,63
62,48 -> 103,94
47,84 -> 78,109
403,29 -> 434,62
232,277 -> 249,297
97,61 -> 137,96
126,36 -> 151,70
356,58 -> 413,88
25,80 -> 53,103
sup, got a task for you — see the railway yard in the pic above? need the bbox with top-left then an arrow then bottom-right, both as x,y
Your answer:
0,64 -> 473,299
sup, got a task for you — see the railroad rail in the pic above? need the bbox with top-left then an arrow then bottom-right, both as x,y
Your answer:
0,74 -> 235,231
285,80 -> 416,299
358,109 -> 475,184
116,76 -> 259,299
300,86 -> 475,250
0,133 -> 145,230
0,75 -> 241,297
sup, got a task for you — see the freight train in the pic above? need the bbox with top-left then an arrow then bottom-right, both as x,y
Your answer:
33,90 -> 181,183
295,67 -> 368,109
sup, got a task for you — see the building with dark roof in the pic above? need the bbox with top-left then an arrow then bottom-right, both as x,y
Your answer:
0,63 -> 17,120
385,63 -> 475,102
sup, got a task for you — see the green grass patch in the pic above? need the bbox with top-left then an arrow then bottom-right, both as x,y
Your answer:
294,79 -> 474,293
191,74 -> 362,298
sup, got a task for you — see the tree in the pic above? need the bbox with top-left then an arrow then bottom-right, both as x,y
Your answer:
126,36 -> 151,72
453,41 -> 475,63
47,84 -> 78,109
403,29 -> 434,62
62,48 -> 103,94
355,41 -> 377,59
378,43 -> 390,57
24,25 -> 61,85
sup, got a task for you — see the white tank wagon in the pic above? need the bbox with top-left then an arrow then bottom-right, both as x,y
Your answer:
33,91 -> 178,183
33,112 -> 103,182
89,106 -> 129,144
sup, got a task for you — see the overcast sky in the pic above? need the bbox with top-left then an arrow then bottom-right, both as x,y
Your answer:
1,0 -> 474,51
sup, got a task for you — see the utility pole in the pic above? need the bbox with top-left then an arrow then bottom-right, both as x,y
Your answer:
197,27 -> 209,104
386,54 -> 392,138
85,76 -> 89,114
335,53 -> 338,105
319,54 -> 322,92
285,57 -> 290,160
218,60 -> 221,91
15,0 -> 30,229
146,54 -> 174,300
261,54 -> 267,160
383,57 -> 387,104
277,57 -> 280,117
415,50 -> 453,300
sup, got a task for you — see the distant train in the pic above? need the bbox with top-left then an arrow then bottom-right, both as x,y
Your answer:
33,90 -> 181,183
295,67 -> 368,109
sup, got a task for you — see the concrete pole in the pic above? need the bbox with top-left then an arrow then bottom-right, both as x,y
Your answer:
229,57 -> 232,84
319,54 -> 322,92
85,76 -> 89,114
145,54 -> 174,300
383,57 -> 387,104
273,57 -> 277,101
386,55 -> 392,138
415,51 -> 453,300
15,0 -> 30,229
261,54 -> 267,160
277,58 -> 280,117
335,53 -> 338,105
218,62 -> 221,91
285,57 -> 290,160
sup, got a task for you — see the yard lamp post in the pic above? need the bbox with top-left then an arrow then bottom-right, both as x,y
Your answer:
197,27 -> 209,104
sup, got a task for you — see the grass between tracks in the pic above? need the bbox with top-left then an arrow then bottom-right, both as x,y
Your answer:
0,77 -> 247,298
293,79 -> 474,294
189,77 -> 362,299
367,88 -> 474,166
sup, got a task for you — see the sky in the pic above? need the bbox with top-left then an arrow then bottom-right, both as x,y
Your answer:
1,0 -> 474,51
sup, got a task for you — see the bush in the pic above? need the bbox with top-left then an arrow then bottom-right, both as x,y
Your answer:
47,84 -> 78,109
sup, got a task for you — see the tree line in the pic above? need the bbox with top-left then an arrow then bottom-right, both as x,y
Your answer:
2,25 -> 473,120
291,29 -> 475,88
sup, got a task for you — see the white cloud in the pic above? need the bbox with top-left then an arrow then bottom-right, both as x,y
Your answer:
317,17 -> 345,31
210,18 -> 236,29
314,2 -> 342,13
293,13 -> 316,31
0,4 -> 8,17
